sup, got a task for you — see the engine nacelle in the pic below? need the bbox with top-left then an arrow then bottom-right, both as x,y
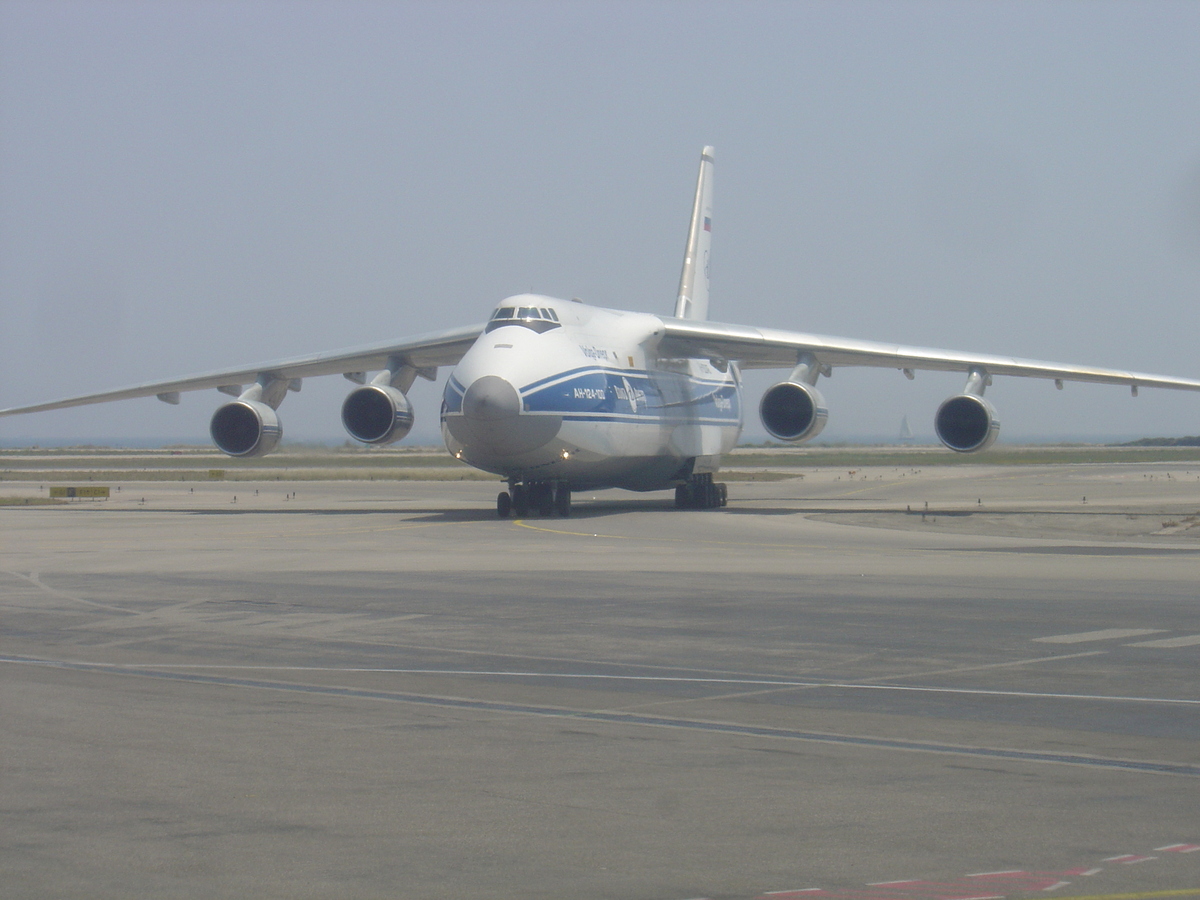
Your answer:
935,394 -> 1000,453
209,400 -> 283,458
341,384 -> 414,445
759,381 -> 828,443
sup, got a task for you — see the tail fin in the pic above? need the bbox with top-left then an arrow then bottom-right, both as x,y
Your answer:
674,146 -> 715,320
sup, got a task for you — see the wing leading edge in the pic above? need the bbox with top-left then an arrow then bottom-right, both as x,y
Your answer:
0,323 -> 484,417
658,317 -> 1200,393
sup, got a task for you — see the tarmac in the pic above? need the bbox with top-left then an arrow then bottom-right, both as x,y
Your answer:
2,462 -> 1199,899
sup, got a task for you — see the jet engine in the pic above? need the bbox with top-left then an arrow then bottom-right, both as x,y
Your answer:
341,384 -> 414,445
934,393 -> 1000,453
210,400 -> 283,458
759,381 -> 828,443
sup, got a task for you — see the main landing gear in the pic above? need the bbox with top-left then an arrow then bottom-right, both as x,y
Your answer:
497,481 -> 571,518
674,473 -> 727,510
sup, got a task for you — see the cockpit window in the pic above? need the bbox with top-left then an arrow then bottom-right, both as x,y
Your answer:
486,317 -> 560,334
485,304 -> 562,333
491,305 -> 561,321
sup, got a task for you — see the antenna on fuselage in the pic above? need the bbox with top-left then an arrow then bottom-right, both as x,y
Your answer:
674,146 -> 714,321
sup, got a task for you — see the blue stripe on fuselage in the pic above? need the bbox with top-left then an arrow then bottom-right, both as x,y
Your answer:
442,374 -> 466,416
520,367 -> 740,422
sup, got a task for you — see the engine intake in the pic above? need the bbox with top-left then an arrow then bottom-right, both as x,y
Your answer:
210,400 -> 282,457
935,394 -> 1000,453
759,381 -> 828,443
342,384 -> 414,445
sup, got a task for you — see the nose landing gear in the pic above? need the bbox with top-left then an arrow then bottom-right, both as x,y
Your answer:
497,481 -> 571,518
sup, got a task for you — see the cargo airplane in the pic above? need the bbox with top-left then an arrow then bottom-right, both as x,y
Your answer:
4,147 -> 1200,517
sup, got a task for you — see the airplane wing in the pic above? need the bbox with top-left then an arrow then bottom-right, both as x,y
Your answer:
0,322 -> 484,416
659,317 -> 1200,393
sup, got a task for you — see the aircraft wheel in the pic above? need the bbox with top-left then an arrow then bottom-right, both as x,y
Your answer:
675,484 -> 689,509
717,483 -> 727,507
555,484 -> 571,517
497,491 -> 511,518
536,483 -> 554,517
512,484 -> 529,517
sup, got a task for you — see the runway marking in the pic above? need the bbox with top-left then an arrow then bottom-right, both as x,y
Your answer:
2,570 -> 135,614
330,637 -> 800,681
5,658 -> 1195,707
1157,846 -> 1200,854
4,656 -> 1199,776
845,866 -> 1098,895
1104,856 -> 1157,865
747,856 -> 1200,900
757,891 -> 1200,900
967,872 -> 1027,878
1034,629 -> 1166,644
612,651 -> 1109,710
1127,636 -> 1200,649
867,651 -> 1107,682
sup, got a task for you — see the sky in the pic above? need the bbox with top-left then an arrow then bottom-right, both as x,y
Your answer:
2,0 -> 1200,446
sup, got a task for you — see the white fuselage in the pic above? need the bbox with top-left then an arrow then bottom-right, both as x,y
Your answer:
441,295 -> 742,491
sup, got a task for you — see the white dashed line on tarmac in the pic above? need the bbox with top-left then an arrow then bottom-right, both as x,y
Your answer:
1034,629 -> 1166,644
1126,635 -> 1200,648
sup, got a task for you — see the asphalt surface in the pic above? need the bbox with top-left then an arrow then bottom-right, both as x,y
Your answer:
2,463 -> 1199,899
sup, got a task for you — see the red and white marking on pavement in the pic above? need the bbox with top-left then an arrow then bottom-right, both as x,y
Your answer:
741,843 -> 1197,900
1103,855 -> 1157,864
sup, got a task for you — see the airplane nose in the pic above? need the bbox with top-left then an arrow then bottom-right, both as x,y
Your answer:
462,375 -> 521,423
448,374 -> 562,457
